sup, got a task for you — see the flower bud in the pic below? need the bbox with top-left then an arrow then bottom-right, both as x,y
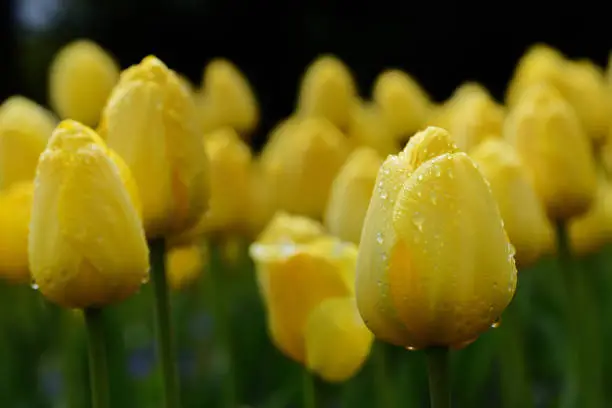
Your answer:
504,83 -> 597,220
569,179 -> 612,256
197,59 -> 259,136
99,56 -> 210,237
346,102 -> 399,156
470,138 -> 554,266
49,40 -> 120,126
260,117 -> 350,219
256,212 -> 326,245
29,120 -> 149,308
0,96 -> 57,190
324,147 -> 382,244
297,55 -> 357,130
356,127 -> 517,349
166,243 -> 205,291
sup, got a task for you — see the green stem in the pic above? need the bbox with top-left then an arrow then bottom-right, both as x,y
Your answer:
84,308 -> 109,408
150,238 -> 181,408
373,342 -> 394,408
302,369 -> 316,408
425,347 -> 451,408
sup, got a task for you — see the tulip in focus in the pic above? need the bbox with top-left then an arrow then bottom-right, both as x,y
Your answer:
346,102 -> 399,156
0,181 -> 34,283
99,55 -> 210,237
0,96 -> 57,190
48,40 -> 120,127
28,120 -> 149,309
470,138 -> 554,266
324,147 -> 383,244
504,83 -> 597,220
569,179 -> 612,256
355,126 -> 517,349
166,243 -> 206,291
197,59 -> 259,136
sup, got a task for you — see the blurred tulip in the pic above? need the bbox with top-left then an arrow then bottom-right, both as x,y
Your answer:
197,58 -> 259,136
0,96 -> 57,190
256,211 -> 326,245
470,138 -> 555,267
372,69 -> 432,142
29,120 -> 149,309
569,179 -> 612,255
48,40 -> 120,127
0,181 -> 33,283
505,83 -> 597,220
346,102 -> 399,156
260,117 -> 350,219
296,55 -> 358,130
99,55 -> 210,237
250,234 -> 373,381
355,127 -> 517,349
166,243 -> 206,291
324,147 -> 383,244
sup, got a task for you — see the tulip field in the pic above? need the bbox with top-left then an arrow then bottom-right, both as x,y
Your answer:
1,39 -> 612,408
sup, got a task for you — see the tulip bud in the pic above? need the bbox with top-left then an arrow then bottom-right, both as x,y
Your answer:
470,139 -> 555,266
28,120 -> 149,308
250,235 -> 372,380
197,59 -> 259,136
256,212 -> 326,245
0,96 -> 57,190
297,55 -> 357,130
0,181 -> 34,283
244,162 -> 277,238
372,69 -> 432,142
49,40 -> 120,127
355,126 -> 517,349
346,102 -> 399,156
260,117 -> 350,219
324,147 -> 383,244
504,83 -> 597,220
99,55 -> 210,237
166,243 -> 205,291
569,180 -> 612,256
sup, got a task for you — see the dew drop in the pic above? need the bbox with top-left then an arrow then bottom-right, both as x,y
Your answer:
376,280 -> 383,287
434,165 -> 442,178
447,168 -> 455,179
430,191 -> 437,205
417,174 -> 424,181
382,167 -> 390,175
406,346 -> 419,351
412,212 -> 425,232
31,281 -> 39,291
416,191 -> 422,198
380,190 -> 388,200
491,318 -> 501,329
376,232 -> 384,245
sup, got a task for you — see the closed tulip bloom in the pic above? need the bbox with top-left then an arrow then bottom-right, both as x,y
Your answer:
470,139 -> 554,266
49,40 -> 120,127
0,96 -> 57,190
505,84 -> 597,220
260,117 -> 350,219
166,243 -> 205,291
297,55 -> 357,130
256,211 -> 326,245
244,163 -> 277,238
324,147 -> 383,244
372,69 -> 432,142
197,59 -> 259,136
99,55 -> 209,237
355,126 -> 517,349
346,102 -> 399,156
0,181 -> 34,283
28,120 -> 149,309
569,180 -> 612,255
250,235 -> 373,381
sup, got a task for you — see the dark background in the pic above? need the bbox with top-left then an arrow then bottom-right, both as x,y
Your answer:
1,0 -> 610,147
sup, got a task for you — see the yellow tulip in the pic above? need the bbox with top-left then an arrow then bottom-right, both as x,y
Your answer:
470,138 -> 554,267
324,147 -> 383,244
346,102 -> 399,156
504,83 -> 597,220
569,180 -> 612,255
48,40 -> 120,127
244,162 -> 277,238
355,126 -> 517,349
260,117 -> 350,219
372,69 -> 432,143
250,235 -> 373,381
197,59 -> 259,136
0,181 -> 34,283
0,96 -> 57,190
296,55 -> 357,130
256,211 -> 326,245
99,55 -> 210,237
28,120 -> 149,309
166,243 -> 206,291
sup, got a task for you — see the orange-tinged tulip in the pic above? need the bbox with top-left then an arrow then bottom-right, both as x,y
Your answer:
28,120 -> 149,308
504,83 -> 597,220
324,147 -> 383,244
356,127 -> 517,349
48,40 -> 120,127
470,138 -> 554,266
346,102 -> 399,156
166,243 -> 206,291
569,179 -> 612,255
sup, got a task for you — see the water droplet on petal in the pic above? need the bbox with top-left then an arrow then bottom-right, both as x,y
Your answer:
434,165 -> 442,177
412,212 -> 425,232
430,191 -> 437,204
376,232 -> 384,244
416,191 -> 422,198
31,281 -> 39,291
491,317 -> 501,329
380,190 -> 388,200
417,174 -> 424,181
406,346 -> 419,351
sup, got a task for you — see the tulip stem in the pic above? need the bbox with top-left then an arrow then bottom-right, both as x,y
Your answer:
425,347 -> 451,408
84,308 -> 109,408
150,238 -> 181,408
373,342 -> 395,408
302,369 -> 316,408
